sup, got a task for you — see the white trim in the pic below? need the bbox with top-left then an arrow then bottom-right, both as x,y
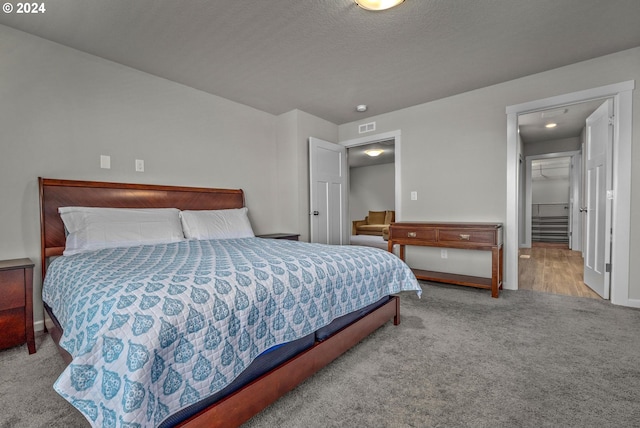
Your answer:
505,81 -> 635,115
610,89 -> 633,306
505,113 -> 519,290
34,319 -> 45,332
570,152 -> 583,252
624,298 -> 640,309
341,130 -> 402,221
506,81 -> 634,306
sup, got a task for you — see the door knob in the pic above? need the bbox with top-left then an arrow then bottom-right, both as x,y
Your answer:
579,207 -> 588,213
313,211 -> 319,216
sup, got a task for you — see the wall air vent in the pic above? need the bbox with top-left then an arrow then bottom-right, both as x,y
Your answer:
358,122 -> 376,134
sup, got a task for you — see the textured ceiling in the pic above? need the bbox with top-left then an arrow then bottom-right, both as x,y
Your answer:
1,0 -> 640,124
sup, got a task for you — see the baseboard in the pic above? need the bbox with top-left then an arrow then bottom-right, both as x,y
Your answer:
34,319 -> 46,332
620,297 -> 640,309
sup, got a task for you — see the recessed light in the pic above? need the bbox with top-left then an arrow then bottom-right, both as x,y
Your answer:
364,149 -> 384,157
355,0 -> 405,11
356,104 -> 368,112
545,123 -> 557,128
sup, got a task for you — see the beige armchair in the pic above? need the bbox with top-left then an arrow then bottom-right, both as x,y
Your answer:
352,210 -> 395,237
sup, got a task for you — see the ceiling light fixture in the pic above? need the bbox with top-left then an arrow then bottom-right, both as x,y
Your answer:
545,123 -> 558,128
356,104 -> 368,112
355,0 -> 405,11
364,149 -> 384,157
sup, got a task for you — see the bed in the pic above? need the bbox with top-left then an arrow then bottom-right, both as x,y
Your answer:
39,178 -> 421,428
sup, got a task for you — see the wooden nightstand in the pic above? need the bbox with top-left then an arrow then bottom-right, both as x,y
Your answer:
257,233 -> 300,241
0,258 -> 35,354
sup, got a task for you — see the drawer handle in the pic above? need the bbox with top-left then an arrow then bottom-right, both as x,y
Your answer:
459,234 -> 471,240
407,232 -> 417,238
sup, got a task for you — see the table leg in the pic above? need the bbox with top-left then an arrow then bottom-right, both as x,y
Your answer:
491,246 -> 500,298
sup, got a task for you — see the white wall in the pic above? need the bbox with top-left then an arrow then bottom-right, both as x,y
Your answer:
339,47 -> 640,298
349,163 -> 395,222
0,25 -> 283,329
276,110 -> 338,242
531,179 -> 570,205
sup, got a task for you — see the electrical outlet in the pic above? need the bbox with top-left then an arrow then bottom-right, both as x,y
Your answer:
135,159 -> 144,172
441,249 -> 448,259
100,155 -> 111,169
411,191 -> 418,201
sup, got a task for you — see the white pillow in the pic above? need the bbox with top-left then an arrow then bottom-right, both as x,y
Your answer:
180,208 -> 254,240
59,207 -> 184,255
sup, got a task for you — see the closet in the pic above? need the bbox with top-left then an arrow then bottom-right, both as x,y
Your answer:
531,157 -> 571,244
531,203 -> 569,243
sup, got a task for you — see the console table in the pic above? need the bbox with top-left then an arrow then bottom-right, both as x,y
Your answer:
388,222 -> 503,297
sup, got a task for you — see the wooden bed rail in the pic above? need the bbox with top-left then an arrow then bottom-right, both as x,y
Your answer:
179,296 -> 400,428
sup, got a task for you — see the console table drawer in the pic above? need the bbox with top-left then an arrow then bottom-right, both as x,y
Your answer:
438,229 -> 497,245
389,226 -> 436,242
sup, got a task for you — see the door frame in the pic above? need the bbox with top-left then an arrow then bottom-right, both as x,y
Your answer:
506,81 -> 635,307
523,151 -> 579,249
341,129 -> 402,222
569,152 -> 583,252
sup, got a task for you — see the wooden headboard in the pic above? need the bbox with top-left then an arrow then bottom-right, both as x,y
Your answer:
39,178 -> 245,276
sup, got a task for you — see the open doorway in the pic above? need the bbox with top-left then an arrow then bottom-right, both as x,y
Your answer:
348,140 -> 395,250
341,130 -> 401,250
516,99 -> 611,299
506,81 -> 634,308
524,154 -> 578,248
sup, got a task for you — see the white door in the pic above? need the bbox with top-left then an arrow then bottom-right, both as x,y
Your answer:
583,99 -> 613,298
568,161 -> 574,250
309,137 -> 348,245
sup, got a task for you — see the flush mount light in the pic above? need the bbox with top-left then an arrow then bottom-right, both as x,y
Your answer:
364,149 -> 384,157
355,0 -> 405,11
545,123 -> 558,128
356,104 -> 368,112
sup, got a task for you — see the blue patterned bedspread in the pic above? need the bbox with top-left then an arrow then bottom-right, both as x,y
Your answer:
43,238 -> 420,427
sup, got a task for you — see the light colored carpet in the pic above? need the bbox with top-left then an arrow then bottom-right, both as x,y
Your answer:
1,283 -> 639,427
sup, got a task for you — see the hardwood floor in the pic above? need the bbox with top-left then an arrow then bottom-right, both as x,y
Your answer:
518,242 -> 601,299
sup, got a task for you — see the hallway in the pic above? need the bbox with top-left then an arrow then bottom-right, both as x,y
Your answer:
518,242 -> 601,299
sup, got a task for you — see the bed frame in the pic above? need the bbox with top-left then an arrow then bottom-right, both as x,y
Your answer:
39,177 -> 401,428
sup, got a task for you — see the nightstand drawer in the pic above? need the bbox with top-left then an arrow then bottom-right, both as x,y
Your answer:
0,258 -> 35,353
0,269 -> 25,311
0,307 -> 26,349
